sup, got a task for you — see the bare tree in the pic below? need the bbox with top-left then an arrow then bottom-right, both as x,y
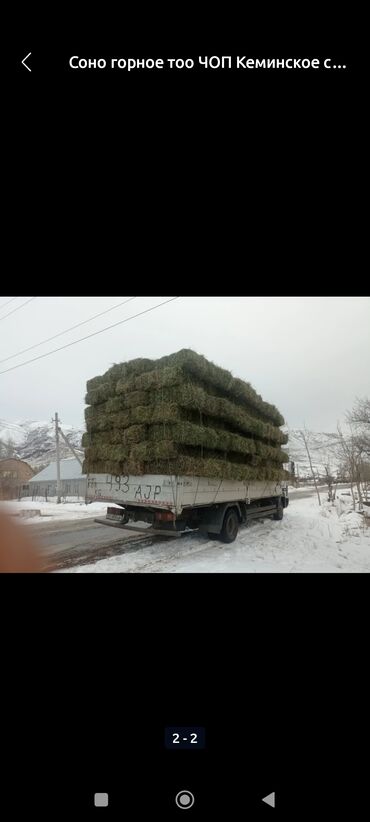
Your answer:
345,397 -> 370,503
347,396 -> 370,428
324,462 -> 335,502
5,436 -> 16,458
346,397 -> 370,461
336,424 -> 364,510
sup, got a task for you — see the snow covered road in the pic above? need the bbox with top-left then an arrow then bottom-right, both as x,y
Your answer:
63,492 -> 370,573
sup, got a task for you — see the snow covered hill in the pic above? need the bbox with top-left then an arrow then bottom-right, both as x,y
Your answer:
0,419 -> 84,468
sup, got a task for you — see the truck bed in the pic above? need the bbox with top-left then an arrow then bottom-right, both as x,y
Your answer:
86,473 -> 287,515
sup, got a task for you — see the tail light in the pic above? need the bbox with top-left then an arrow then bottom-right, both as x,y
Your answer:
155,511 -> 176,522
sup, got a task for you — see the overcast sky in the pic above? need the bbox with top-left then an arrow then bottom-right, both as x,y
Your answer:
0,296 -> 369,433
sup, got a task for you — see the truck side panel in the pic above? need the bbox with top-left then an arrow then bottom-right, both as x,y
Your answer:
86,474 -> 287,514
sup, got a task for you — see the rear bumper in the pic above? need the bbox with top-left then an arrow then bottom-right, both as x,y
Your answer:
94,518 -> 183,537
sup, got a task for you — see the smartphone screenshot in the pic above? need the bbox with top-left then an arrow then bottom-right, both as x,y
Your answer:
4,11 -> 365,817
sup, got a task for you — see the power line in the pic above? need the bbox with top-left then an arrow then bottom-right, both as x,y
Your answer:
0,297 -> 181,376
0,297 -> 18,310
0,296 -> 137,364
0,297 -> 36,322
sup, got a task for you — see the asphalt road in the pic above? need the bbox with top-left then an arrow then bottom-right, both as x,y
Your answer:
30,518 -> 149,569
32,518 -> 127,552
289,483 -> 349,501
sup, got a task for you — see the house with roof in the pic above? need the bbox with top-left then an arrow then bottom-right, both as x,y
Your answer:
0,458 -> 35,499
25,457 -> 86,499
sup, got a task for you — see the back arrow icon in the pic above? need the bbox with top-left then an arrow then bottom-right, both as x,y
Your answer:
22,52 -> 32,72
262,792 -> 275,808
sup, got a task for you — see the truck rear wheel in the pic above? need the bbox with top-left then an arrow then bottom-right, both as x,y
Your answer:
220,508 -> 239,543
273,500 -> 284,521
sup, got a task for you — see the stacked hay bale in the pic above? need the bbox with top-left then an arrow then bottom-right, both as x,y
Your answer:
82,349 -> 289,482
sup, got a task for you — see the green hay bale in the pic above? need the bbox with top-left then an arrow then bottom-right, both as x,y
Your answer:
84,410 -> 130,433
86,428 -> 154,460
133,366 -> 185,392
128,405 -> 152,425
85,383 -> 116,406
112,410 -> 131,428
89,416 -> 117,433
84,459 -> 124,475
146,421 -> 287,464
86,374 -> 106,393
107,390 -> 149,411
132,403 -> 188,426
147,421 -> 225,451
86,430 -> 129,448
85,407 -> 125,433
90,359 -> 154,389
130,441 -> 179,461
101,363 -> 129,383
122,424 -> 146,444
105,396 -> 126,414
104,358 -> 154,382
85,444 -> 130,462
81,432 -> 91,448
124,390 -> 149,408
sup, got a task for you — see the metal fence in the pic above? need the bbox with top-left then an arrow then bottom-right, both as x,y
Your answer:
19,479 -> 87,501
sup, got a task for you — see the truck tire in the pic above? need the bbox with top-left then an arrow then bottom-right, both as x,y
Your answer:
220,508 -> 239,543
273,500 -> 284,521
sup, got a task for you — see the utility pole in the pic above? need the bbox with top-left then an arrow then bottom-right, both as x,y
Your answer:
53,412 -> 62,504
300,428 -> 321,506
58,426 -> 83,467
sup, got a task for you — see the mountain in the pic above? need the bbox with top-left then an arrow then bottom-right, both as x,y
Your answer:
0,419 -> 84,469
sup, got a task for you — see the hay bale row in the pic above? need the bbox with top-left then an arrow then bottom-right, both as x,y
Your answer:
146,422 -> 288,463
84,402 -> 190,435
83,454 -> 288,483
83,420 -> 288,464
85,384 -> 288,446
84,437 -> 287,472
87,349 -> 284,426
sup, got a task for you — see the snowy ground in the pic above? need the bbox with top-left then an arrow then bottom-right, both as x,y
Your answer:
288,484 -> 317,492
0,497 -> 120,523
2,491 -> 368,573
61,491 -> 370,574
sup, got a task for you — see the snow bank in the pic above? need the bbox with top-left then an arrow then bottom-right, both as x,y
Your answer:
0,497 -> 120,523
